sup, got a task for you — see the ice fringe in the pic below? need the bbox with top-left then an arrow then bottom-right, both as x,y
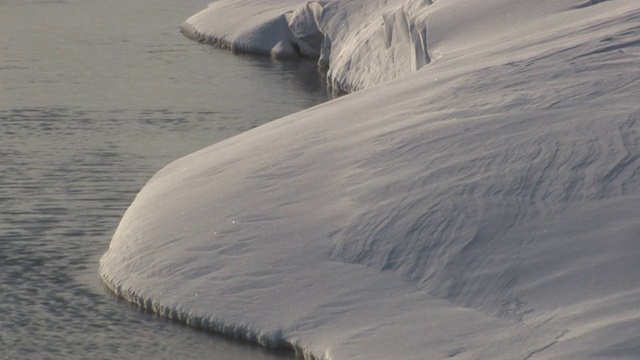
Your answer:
180,0 -> 431,93
101,271 -> 329,360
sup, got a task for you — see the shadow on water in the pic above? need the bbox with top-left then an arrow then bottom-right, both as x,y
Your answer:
235,53 -> 347,100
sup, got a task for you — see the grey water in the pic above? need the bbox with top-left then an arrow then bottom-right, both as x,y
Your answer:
0,0 -> 330,359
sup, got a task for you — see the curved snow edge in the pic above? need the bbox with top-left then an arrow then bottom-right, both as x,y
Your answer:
100,271 -> 328,360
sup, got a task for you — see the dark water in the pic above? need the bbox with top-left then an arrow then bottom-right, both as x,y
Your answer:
0,0 -> 330,359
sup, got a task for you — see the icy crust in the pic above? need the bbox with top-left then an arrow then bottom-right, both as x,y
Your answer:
100,272 -> 291,350
103,1 -> 640,359
181,0 -> 432,92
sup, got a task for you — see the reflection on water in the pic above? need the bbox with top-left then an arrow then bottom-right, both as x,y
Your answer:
0,0 -> 332,358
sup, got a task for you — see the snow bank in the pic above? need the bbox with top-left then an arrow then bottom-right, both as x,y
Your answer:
103,0 -> 640,359
180,1 -> 309,59
181,0 -> 432,92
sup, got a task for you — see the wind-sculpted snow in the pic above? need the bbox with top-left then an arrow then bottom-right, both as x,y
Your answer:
103,1 -> 640,359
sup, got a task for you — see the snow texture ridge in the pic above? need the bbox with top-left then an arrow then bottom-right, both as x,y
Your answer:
103,0 -> 640,359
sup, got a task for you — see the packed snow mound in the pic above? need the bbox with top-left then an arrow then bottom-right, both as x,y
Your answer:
103,0 -> 640,359
181,0 -> 432,92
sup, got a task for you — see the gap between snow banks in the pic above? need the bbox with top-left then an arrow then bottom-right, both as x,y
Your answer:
180,0 -> 432,93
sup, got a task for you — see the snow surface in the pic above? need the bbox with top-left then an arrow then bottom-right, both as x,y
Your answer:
102,0 -> 640,359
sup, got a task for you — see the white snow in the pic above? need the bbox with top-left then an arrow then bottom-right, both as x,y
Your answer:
102,0 -> 640,359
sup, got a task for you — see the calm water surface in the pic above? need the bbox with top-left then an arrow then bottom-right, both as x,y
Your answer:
0,0 -> 330,358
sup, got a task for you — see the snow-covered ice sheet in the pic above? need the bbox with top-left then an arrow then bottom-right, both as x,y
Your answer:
102,0 -> 640,359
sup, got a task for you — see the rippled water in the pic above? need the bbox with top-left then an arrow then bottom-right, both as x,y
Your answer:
0,0 -> 330,358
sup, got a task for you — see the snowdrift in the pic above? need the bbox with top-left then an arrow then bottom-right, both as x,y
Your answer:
102,0 -> 640,359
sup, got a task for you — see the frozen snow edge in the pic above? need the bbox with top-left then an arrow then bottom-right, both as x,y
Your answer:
100,271 -> 327,360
